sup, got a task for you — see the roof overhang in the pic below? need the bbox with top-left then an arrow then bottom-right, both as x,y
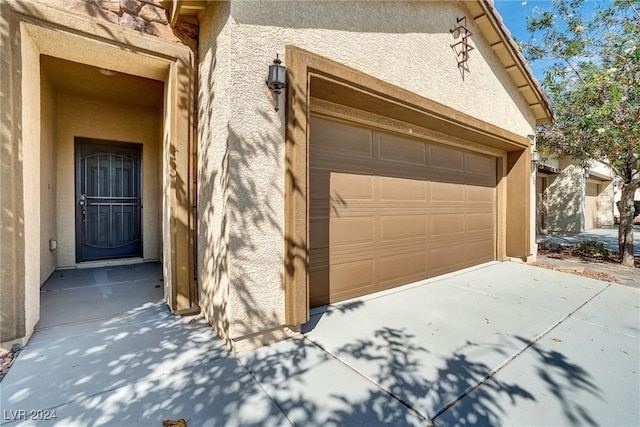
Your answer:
160,0 -> 207,26
465,0 -> 554,125
587,169 -> 614,182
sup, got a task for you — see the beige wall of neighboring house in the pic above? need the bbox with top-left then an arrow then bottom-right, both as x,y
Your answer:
536,157 -> 615,233
543,162 -> 584,233
196,0 -> 548,351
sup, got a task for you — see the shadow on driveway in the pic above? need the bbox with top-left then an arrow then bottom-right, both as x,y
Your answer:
2,262 -> 639,426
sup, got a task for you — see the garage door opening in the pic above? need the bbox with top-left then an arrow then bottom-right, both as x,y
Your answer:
309,117 -> 497,307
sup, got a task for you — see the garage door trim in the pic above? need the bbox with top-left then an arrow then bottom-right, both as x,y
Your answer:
284,45 -> 532,327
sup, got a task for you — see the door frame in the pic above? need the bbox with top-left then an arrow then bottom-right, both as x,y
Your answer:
11,9 -> 198,336
74,138 -> 144,263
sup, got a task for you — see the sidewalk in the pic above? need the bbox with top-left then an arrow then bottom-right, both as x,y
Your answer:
536,228 -> 640,288
537,227 -> 640,255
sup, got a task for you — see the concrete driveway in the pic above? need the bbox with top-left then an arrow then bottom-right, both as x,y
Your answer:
1,262 -> 639,426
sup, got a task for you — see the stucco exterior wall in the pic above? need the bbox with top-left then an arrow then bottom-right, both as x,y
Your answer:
596,182 -> 615,227
545,163 -> 584,233
197,0 -> 538,348
197,0 -> 233,347
22,26 -> 41,339
55,96 -> 162,267
40,73 -> 58,283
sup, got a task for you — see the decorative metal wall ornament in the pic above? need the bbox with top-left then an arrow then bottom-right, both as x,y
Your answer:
450,16 -> 474,76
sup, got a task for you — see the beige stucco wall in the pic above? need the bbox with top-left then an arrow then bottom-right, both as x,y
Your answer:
55,96 -> 162,267
21,25 -> 42,339
538,158 -> 616,232
197,0 -> 538,348
40,73 -> 59,283
595,181 -> 615,227
197,0 -> 233,347
544,162 -> 584,233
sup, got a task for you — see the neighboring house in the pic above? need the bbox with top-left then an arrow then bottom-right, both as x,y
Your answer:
536,157 -> 616,233
1,0 -> 552,352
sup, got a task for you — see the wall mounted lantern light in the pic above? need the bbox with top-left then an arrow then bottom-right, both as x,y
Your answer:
266,54 -> 286,112
531,150 -> 540,164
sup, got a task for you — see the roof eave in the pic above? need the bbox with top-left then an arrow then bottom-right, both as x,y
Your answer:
466,0 -> 554,126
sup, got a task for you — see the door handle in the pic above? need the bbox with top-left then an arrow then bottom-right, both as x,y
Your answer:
79,194 -> 87,222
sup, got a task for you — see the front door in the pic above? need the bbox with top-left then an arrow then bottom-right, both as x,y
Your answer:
76,139 -> 142,262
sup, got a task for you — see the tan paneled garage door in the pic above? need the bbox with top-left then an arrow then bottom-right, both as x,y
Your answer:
585,181 -> 599,230
309,117 -> 497,307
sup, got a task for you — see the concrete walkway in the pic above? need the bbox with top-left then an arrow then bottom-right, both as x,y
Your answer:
1,262 -> 639,426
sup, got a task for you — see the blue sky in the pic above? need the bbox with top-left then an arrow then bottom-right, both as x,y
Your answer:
494,0 -> 549,79
493,0 -> 609,81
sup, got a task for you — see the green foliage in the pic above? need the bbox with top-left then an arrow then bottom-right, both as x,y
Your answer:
634,201 -> 640,217
521,0 -> 640,265
521,0 -> 640,177
572,240 -> 612,259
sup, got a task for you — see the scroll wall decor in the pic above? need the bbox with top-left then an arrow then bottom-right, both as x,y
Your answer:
450,16 -> 474,76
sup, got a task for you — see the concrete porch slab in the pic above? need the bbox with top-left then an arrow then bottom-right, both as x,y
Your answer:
1,306 -> 227,413
38,263 -> 165,329
1,263 -> 289,427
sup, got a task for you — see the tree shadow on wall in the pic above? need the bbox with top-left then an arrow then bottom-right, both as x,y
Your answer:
543,169 -> 583,233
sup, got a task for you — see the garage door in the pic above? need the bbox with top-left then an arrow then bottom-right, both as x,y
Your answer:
585,182 -> 598,230
309,117 -> 497,307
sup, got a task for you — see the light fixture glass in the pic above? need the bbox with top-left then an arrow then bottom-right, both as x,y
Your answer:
531,151 -> 540,164
266,55 -> 286,112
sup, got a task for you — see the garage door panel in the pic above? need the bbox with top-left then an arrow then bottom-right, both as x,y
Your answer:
309,116 -> 496,307
312,120 -> 373,157
431,181 -> 465,202
380,215 -> 427,241
331,173 -> 374,200
467,212 -> 494,233
331,260 -> 375,292
466,240 -> 495,263
466,152 -> 495,176
429,145 -> 465,171
378,133 -> 427,165
429,244 -> 468,275
430,213 -> 465,237
380,251 -> 428,283
379,176 -> 427,201
330,217 -> 374,245
466,185 -> 495,202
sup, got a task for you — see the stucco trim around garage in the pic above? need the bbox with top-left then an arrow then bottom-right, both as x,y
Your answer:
284,45 -> 533,326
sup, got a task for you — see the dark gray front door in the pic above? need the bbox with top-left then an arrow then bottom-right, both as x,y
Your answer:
76,139 -> 142,262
